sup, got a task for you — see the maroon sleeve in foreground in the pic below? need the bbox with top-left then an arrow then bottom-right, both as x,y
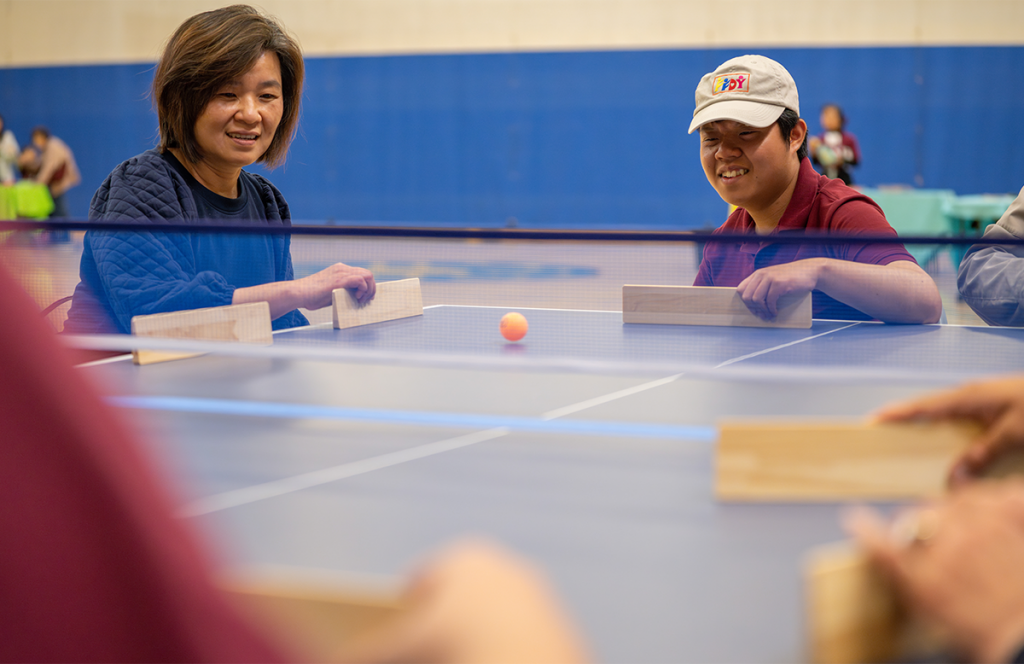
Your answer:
0,261 -> 286,663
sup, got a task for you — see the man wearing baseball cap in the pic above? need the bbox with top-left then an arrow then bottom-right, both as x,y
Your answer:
690,55 -> 942,323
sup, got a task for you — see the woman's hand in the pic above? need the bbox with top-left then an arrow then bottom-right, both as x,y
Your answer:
295,263 -> 375,310
232,262 -> 375,320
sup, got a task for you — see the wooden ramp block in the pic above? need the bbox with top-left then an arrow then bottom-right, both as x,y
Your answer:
130,302 -> 272,366
805,543 -> 910,664
219,567 -> 403,663
622,285 -> 811,329
716,421 -> 988,501
333,277 -> 423,330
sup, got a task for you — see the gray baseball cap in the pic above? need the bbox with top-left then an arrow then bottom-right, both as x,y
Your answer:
688,55 -> 800,134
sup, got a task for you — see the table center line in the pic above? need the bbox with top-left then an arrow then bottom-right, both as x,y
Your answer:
541,373 -> 684,420
178,427 -> 511,518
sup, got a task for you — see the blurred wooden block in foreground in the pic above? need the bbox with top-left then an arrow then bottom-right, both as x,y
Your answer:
219,566 -> 404,662
334,277 -> 423,330
130,302 -> 272,365
716,421 -> 991,501
805,542 -> 946,664
622,284 -> 811,329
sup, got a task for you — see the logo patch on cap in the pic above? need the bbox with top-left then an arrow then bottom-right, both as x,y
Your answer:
712,73 -> 750,96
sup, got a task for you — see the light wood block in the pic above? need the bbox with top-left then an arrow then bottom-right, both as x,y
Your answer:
219,567 -> 403,663
805,543 -> 908,664
130,302 -> 272,366
716,421 -> 993,501
333,277 -> 423,330
622,285 -> 812,329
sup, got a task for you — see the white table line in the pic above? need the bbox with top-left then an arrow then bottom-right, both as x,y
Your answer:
179,427 -> 510,517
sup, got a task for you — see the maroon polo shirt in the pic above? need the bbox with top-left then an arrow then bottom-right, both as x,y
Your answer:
693,158 -> 917,320
0,261 -> 284,662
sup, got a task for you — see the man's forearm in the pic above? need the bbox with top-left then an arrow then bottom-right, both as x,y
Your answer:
816,259 -> 942,323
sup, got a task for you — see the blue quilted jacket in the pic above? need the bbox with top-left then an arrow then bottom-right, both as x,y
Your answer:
64,150 -> 308,334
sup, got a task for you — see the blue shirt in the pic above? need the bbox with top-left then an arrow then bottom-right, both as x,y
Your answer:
163,151 -> 284,296
64,149 -> 308,334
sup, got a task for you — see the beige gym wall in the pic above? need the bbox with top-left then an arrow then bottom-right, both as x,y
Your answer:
2,0 -> 1022,68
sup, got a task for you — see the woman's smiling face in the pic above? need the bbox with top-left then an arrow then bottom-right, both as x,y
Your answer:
193,51 -> 283,174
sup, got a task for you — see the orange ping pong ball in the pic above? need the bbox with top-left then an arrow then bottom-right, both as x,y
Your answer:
500,312 -> 528,342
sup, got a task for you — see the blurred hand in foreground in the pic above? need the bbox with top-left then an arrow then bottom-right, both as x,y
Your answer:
873,376 -> 1024,484
337,539 -> 589,664
845,479 -> 1024,663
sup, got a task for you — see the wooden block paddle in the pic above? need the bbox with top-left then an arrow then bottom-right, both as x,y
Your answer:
219,566 -> 404,663
715,421 -> 998,501
130,302 -> 272,366
804,542 -> 946,664
622,285 -> 812,329
333,277 -> 423,330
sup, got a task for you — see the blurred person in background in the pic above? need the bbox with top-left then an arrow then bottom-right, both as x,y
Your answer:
17,125 -> 80,218
810,103 -> 860,186
0,113 -> 18,185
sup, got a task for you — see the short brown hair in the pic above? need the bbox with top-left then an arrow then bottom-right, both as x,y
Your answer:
153,4 -> 304,168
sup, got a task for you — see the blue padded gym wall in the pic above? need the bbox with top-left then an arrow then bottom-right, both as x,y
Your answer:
1,46 -> 1021,227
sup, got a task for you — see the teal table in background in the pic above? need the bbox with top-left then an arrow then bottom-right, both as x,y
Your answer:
858,187 -> 955,267
860,187 -> 1015,269
944,194 -> 1017,267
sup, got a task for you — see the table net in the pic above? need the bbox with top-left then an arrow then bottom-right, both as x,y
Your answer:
2,220 -> 1021,381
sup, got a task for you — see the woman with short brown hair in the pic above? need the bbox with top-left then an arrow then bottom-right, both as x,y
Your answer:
65,5 -> 374,335
153,4 -> 303,170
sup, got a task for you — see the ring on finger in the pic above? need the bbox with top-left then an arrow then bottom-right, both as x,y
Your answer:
890,508 -> 940,547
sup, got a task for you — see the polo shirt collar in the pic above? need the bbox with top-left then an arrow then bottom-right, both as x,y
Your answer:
735,157 -> 816,253
774,158 -> 817,233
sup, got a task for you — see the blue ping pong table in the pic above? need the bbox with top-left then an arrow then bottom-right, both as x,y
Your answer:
82,306 -> 1024,663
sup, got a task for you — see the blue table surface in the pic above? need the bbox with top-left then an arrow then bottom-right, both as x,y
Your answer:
85,306 -> 1024,663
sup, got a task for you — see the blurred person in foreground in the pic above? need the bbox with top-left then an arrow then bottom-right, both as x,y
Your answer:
17,125 -> 80,218
840,376 -> 1024,662
0,113 -> 19,185
0,254 -> 587,661
63,5 -> 374,335
957,185 -> 1024,326
689,55 -> 941,324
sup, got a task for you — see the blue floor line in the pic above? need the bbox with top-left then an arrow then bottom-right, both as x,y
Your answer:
107,395 -> 717,442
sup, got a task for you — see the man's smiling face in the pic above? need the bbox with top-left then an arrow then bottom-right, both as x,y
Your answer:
699,119 -> 801,214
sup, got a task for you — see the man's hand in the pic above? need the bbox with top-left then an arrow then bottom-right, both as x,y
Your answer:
337,539 -> 589,664
845,480 -> 1024,663
873,377 -> 1024,483
736,258 -> 824,320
